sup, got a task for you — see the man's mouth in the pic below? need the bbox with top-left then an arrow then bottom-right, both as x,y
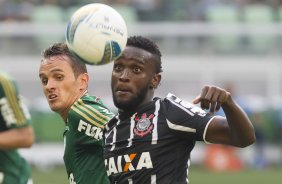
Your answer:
48,94 -> 58,101
115,87 -> 131,95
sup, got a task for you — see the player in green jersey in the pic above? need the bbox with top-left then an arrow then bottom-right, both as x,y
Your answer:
39,42 -> 114,184
0,71 -> 34,184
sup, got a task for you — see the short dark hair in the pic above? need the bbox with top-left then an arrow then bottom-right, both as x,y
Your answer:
41,42 -> 87,78
127,36 -> 163,74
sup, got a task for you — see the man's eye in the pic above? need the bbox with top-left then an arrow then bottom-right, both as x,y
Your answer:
114,65 -> 122,71
133,67 -> 141,73
41,79 -> 47,85
56,75 -> 64,80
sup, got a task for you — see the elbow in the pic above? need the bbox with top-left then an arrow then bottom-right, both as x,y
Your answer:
26,131 -> 35,148
234,124 -> 257,148
24,134 -> 34,148
21,127 -> 35,148
246,134 -> 256,147
244,129 -> 257,147
237,134 -> 256,148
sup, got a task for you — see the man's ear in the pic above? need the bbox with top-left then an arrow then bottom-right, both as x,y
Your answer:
79,73 -> 89,90
150,73 -> 161,89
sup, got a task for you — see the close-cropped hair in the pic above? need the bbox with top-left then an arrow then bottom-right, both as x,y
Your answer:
42,42 -> 87,78
127,36 -> 163,74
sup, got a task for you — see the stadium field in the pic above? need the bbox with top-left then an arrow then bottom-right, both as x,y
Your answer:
32,166 -> 282,184
32,166 -> 67,184
189,167 -> 282,184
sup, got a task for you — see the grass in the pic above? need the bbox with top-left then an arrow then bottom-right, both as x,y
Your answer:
32,166 -> 67,184
32,166 -> 282,184
189,166 -> 282,184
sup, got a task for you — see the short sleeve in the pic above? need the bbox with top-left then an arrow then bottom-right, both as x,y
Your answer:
162,93 -> 214,141
0,73 -> 31,129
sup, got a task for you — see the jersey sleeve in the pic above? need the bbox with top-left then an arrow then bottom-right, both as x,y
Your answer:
0,73 -> 32,129
70,98 -> 114,146
162,93 -> 215,142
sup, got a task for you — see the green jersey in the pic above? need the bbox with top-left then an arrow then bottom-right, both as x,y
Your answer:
64,95 -> 114,184
0,72 -> 32,184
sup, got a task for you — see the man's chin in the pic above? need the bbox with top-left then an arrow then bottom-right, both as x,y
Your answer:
49,104 -> 60,112
113,98 -> 134,111
114,102 -> 131,111
113,88 -> 148,111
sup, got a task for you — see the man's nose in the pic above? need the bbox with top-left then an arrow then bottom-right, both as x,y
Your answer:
119,69 -> 130,82
46,80 -> 55,91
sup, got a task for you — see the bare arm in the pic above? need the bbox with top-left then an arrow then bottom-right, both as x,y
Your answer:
0,126 -> 34,150
193,85 -> 256,148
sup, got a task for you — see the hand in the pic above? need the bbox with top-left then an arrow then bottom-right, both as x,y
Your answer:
192,85 -> 230,114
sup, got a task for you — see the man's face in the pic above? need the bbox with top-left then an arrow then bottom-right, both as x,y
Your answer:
39,55 -> 84,114
111,46 -> 159,111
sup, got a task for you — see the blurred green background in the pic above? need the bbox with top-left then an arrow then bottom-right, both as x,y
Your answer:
31,110 -> 64,142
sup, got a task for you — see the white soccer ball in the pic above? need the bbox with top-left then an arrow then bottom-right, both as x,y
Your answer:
66,3 -> 128,65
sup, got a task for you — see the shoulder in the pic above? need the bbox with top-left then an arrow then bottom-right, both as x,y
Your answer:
159,93 -> 188,106
160,93 -> 191,108
81,95 -> 114,117
160,93 -> 208,117
0,72 -> 15,85
70,95 -> 114,127
0,72 -> 17,95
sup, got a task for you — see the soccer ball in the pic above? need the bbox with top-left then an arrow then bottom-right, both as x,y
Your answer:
66,3 -> 128,65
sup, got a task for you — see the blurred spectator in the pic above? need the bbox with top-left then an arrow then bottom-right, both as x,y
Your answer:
107,0 -> 139,23
19,0 -> 35,21
0,0 -> 18,21
30,0 -> 65,51
131,0 -> 162,21
0,0 -> 34,22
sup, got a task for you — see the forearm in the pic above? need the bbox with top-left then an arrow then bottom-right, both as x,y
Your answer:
222,96 -> 256,147
0,126 -> 34,150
